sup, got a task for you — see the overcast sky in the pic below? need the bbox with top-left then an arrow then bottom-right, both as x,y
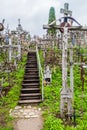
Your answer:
0,0 -> 87,37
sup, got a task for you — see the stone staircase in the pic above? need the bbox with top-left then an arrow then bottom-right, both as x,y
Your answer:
18,51 -> 42,104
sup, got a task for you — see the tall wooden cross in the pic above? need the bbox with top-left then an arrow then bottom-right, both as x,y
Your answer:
17,19 -> 22,59
60,3 -> 73,118
43,3 -> 87,119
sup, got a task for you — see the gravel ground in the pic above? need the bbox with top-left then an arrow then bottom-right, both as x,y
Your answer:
14,117 -> 43,130
12,105 -> 43,130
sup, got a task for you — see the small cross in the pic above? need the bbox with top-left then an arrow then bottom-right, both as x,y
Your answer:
60,3 -> 72,16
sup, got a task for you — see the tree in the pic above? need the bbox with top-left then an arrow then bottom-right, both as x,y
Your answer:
47,7 -> 57,36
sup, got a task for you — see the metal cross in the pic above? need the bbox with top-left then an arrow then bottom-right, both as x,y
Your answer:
60,3 -> 72,16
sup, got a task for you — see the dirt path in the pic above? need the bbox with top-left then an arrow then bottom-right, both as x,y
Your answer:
14,117 -> 43,130
9,105 -> 43,130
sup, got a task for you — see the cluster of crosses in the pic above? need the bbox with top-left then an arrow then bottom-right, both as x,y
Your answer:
0,19 -> 30,67
0,19 -> 22,64
0,19 -> 22,96
0,19 -> 30,96
43,3 -> 87,120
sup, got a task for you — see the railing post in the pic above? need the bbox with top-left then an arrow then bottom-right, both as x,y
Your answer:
36,45 -> 44,101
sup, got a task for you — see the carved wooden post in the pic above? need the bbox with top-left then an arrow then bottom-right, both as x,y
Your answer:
60,27 -> 73,118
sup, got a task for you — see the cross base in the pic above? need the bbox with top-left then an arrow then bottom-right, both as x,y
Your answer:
60,88 -> 73,119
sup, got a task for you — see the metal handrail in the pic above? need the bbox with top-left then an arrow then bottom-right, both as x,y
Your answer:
36,45 -> 44,101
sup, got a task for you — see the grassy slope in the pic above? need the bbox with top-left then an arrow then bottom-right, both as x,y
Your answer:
0,53 -> 27,130
39,48 -> 87,130
0,47 -> 87,130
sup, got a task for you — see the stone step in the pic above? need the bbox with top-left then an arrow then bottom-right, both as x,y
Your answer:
22,83 -> 40,87
28,57 -> 37,59
25,68 -> 38,70
25,71 -> 39,74
28,53 -> 36,55
25,71 -> 38,74
25,66 -> 38,71
28,58 -> 36,60
21,88 -> 40,94
26,63 -> 37,65
20,95 -> 41,100
19,51 -> 41,104
28,55 -> 36,57
18,99 -> 42,104
27,59 -> 37,62
23,79 -> 39,83
25,67 -> 38,69
22,87 -> 39,89
23,79 -> 39,82
27,62 -> 37,64
24,73 -> 39,76
24,74 -> 39,77
26,63 -> 37,66
28,51 -> 36,54
24,75 -> 39,78
21,88 -> 40,91
24,77 -> 39,80
20,93 -> 41,97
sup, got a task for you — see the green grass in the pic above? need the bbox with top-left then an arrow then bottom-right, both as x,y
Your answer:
0,53 -> 27,129
39,47 -> 87,130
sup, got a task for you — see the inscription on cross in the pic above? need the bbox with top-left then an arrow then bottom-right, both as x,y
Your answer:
60,3 -> 72,16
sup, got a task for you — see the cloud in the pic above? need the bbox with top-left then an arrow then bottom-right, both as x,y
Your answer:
0,0 -> 87,36
0,0 -> 60,36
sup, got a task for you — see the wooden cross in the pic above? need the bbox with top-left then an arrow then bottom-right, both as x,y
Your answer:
43,3 -> 87,119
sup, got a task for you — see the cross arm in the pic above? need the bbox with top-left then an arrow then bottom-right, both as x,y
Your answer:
43,25 -> 61,29
43,24 -> 87,31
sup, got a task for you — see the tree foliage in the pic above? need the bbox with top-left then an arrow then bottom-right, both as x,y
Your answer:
47,7 -> 57,36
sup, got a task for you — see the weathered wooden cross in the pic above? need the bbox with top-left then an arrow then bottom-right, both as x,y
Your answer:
43,3 -> 87,119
